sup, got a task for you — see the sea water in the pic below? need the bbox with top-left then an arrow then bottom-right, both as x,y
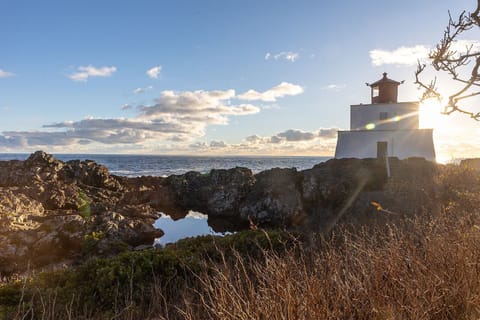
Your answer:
0,154 -> 330,176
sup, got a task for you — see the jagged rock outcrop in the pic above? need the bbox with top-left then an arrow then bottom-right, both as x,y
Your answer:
0,151 -> 440,273
0,151 -> 163,274
157,157 -> 438,231
238,168 -> 304,225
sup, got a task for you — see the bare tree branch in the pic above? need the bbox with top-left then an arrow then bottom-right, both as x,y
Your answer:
415,0 -> 480,121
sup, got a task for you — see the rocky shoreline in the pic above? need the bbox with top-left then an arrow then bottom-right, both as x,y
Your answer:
0,151 -> 439,274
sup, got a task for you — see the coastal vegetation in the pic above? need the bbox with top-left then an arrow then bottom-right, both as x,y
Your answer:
0,157 -> 479,319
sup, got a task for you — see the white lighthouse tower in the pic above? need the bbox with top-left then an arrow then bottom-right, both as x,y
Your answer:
335,73 -> 435,161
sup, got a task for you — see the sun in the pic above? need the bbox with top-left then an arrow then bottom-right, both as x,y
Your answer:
419,98 -> 447,129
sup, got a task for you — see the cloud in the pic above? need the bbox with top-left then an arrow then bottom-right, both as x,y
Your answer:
0,82 -> 307,151
0,69 -> 14,78
0,87 -> 262,148
237,82 -> 304,102
270,136 -> 283,144
369,40 -> 480,66
69,65 -> 117,82
276,129 -> 316,141
370,45 -> 429,66
241,128 -> 338,146
210,140 -> 227,148
245,135 -> 263,143
140,89 -> 259,126
449,39 -> 480,54
265,51 -> 299,62
177,127 -> 340,155
0,117 -> 192,147
134,85 -> 153,94
321,84 -> 346,91
317,128 -> 337,138
146,66 -> 162,79
189,142 -> 208,149
272,128 -> 337,143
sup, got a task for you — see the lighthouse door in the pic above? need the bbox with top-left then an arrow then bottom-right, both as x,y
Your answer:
377,141 -> 388,159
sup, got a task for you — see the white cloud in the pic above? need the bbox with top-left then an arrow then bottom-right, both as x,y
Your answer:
140,89 -> 259,127
265,51 -> 299,62
449,39 -> 480,55
0,87 -> 264,148
321,84 -> 346,91
180,127 -> 340,155
369,40 -> 480,66
0,69 -> 14,78
0,82 -> 308,151
69,65 -> 117,82
134,85 -> 153,94
370,45 -> 429,66
237,82 -> 304,102
146,66 -> 162,79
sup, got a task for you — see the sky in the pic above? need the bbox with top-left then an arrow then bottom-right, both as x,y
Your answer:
0,0 -> 479,161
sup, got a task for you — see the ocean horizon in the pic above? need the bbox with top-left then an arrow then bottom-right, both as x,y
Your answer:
0,153 -> 332,177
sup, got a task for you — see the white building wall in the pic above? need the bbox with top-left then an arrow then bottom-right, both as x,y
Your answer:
350,102 -> 419,130
335,129 -> 435,161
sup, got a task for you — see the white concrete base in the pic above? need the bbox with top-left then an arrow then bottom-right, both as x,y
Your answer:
335,129 -> 435,161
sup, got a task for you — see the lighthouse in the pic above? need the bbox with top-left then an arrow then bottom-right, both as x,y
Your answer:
334,73 -> 435,161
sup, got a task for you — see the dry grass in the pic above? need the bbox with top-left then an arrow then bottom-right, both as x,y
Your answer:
8,164 -> 480,319
12,210 -> 480,319
182,212 -> 480,320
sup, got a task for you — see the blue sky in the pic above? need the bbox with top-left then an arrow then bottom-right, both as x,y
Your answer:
0,0 -> 479,161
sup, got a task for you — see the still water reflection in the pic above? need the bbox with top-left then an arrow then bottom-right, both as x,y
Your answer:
154,211 -> 232,246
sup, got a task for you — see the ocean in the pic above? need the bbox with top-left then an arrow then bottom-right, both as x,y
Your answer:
0,154 -> 331,177
0,153 -> 331,244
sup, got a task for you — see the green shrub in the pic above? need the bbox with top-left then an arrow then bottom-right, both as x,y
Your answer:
0,229 -> 295,318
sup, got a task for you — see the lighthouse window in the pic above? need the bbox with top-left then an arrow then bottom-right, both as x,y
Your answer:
379,112 -> 388,120
372,86 -> 379,97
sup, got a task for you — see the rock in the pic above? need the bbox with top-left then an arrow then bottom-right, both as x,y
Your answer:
0,189 -> 44,231
63,159 -> 123,191
0,151 -> 441,274
0,151 -> 164,273
159,157 -> 439,230
165,167 -> 255,217
239,168 -> 304,226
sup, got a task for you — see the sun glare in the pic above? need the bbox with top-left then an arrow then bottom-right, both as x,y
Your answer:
419,98 -> 446,129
